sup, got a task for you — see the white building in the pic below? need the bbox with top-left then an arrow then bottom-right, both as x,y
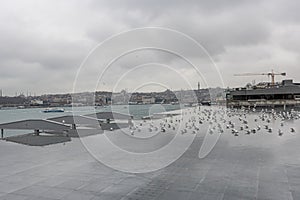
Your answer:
142,96 -> 155,104
30,99 -> 43,105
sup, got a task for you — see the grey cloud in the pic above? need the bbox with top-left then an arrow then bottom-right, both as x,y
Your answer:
0,0 -> 300,95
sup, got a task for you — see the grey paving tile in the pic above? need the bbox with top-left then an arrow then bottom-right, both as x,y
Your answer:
222,186 -> 256,200
0,182 -> 28,194
36,176 -> 73,187
79,181 -> 113,193
13,185 -> 50,197
189,192 -> 223,200
118,176 -> 148,187
55,179 -> 89,190
195,180 -> 227,194
24,196 -> 57,200
60,190 -> 97,200
167,177 -> 200,192
100,183 -> 138,197
155,190 -> 192,200
257,181 -> 293,200
59,172 -> 98,182
91,193 -> 123,200
291,190 -> 300,200
0,193 -> 29,200
124,186 -> 165,200
0,174 -> 45,185
38,187 -> 73,199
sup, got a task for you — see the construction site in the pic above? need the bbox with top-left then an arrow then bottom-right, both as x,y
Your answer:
226,70 -> 300,109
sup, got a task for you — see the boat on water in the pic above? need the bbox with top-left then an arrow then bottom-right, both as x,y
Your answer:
42,108 -> 65,113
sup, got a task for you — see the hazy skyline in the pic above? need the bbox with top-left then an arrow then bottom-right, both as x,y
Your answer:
1,0 -> 300,96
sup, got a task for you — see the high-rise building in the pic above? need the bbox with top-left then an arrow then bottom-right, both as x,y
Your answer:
198,82 -> 200,90
0,89 -> 2,97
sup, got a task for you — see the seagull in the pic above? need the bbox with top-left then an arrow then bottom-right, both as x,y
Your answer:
278,129 -> 283,136
291,128 -> 295,133
268,128 -> 272,133
257,125 -> 261,131
264,125 -> 269,130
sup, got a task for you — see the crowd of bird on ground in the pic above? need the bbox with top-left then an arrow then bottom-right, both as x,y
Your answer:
128,106 -> 298,138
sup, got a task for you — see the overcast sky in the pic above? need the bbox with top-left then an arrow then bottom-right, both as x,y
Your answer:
1,0 -> 300,96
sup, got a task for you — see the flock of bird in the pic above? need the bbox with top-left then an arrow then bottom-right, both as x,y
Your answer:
128,106 -> 299,138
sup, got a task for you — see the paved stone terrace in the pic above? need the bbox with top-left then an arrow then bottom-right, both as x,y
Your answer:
0,117 -> 300,199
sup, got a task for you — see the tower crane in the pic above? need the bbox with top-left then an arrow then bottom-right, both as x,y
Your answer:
234,70 -> 286,86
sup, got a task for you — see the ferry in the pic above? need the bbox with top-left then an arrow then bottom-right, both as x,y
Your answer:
42,108 -> 65,113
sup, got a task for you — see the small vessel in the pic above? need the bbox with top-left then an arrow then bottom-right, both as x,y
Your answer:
42,108 -> 65,113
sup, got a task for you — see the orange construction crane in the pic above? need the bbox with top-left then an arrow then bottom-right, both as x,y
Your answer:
234,70 -> 286,86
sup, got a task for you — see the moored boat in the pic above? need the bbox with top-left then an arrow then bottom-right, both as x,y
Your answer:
42,108 -> 65,113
